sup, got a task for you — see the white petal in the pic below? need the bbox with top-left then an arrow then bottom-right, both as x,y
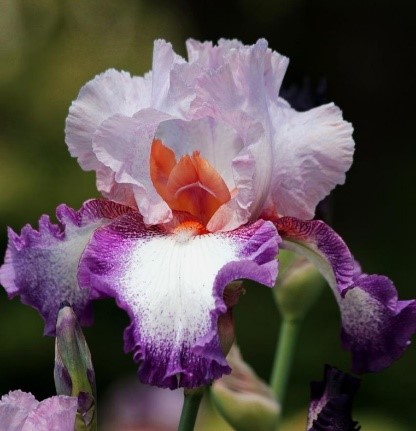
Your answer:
79,214 -> 279,388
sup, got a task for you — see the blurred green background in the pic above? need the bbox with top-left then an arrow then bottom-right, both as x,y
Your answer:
0,0 -> 415,429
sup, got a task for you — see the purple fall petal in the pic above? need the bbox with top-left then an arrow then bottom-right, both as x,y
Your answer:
307,365 -> 360,431
0,199 -> 133,335
275,216 -> 354,295
341,274 -> 416,373
79,213 -> 279,388
275,216 -> 416,373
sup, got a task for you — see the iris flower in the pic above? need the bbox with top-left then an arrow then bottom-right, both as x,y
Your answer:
1,39 -> 415,389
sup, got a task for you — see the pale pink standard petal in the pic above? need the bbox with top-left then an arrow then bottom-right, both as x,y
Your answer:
92,110 -> 174,224
151,39 -> 198,117
65,69 -> 151,171
96,165 -> 137,208
191,40 -> 289,228
265,102 -> 355,220
186,39 -> 244,70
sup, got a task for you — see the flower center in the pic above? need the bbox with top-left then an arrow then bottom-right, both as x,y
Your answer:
172,220 -> 208,242
150,139 -> 231,226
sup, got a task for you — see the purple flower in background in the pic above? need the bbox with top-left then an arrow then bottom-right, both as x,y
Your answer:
307,365 -> 360,431
100,378 -> 182,431
0,38 -> 414,388
0,390 -> 77,431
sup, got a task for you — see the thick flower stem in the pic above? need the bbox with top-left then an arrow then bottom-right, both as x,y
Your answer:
177,387 -> 204,431
270,318 -> 301,412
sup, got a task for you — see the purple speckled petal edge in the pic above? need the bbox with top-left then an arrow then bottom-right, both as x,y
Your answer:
275,217 -> 354,295
275,217 -> 416,373
341,274 -> 416,373
0,199 -> 133,335
79,214 -> 279,388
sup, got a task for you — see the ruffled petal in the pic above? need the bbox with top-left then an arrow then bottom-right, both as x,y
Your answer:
186,39 -> 243,70
0,390 -> 38,431
150,39 -> 196,117
65,69 -> 152,206
79,214 -> 279,388
341,274 -> 416,373
187,38 -> 289,101
276,217 -> 416,373
92,110 -> 173,224
22,396 -> 78,431
188,40 -> 291,229
0,200 -> 133,335
65,69 -> 151,169
307,365 -> 360,431
0,391 -> 77,431
276,217 -> 354,295
264,102 -> 355,220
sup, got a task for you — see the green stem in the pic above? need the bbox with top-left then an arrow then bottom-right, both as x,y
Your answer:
177,388 -> 204,431
270,319 -> 301,408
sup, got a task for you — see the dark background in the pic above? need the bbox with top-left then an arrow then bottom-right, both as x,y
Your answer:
0,1 -> 414,429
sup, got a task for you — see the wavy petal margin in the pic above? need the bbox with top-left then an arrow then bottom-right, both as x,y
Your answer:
0,391 -> 77,431
79,215 -> 279,388
266,102 -> 354,221
0,200 -> 133,335
341,274 -> 416,373
275,217 -> 354,295
276,217 -> 416,373
307,365 -> 360,431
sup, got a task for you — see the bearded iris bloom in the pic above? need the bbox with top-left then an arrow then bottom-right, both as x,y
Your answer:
1,39 -> 415,389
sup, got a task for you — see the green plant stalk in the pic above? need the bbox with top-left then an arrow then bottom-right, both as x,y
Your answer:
177,387 -> 204,431
270,318 -> 301,411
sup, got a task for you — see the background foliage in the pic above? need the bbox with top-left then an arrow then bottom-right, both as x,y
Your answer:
0,0 -> 414,429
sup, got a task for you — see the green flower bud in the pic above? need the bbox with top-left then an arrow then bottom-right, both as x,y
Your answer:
211,345 -> 280,431
54,305 -> 96,431
274,250 -> 326,322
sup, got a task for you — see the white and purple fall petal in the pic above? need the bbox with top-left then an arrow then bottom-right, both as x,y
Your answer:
78,214 -> 279,388
0,200 -> 133,335
275,217 -> 416,373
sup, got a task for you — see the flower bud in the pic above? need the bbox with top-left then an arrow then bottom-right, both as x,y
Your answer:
211,345 -> 280,431
54,305 -> 96,431
274,250 -> 326,322
218,281 -> 244,357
